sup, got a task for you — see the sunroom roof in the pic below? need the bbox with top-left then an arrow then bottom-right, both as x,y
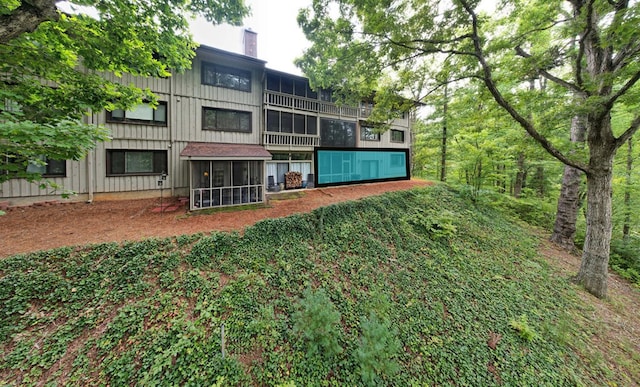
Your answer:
179,142 -> 272,160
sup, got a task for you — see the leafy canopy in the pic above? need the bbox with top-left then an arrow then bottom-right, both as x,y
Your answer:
0,0 -> 249,183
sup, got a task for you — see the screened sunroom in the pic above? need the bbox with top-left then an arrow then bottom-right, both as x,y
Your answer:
180,143 -> 272,210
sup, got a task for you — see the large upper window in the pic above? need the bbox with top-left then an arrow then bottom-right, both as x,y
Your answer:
203,108 -> 252,133
391,129 -> 405,143
360,124 -> 380,141
107,150 -> 167,176
107,102 -> 167,125
320,118 -> 356,147
202,62 -> 251,92
265,73 -> 318,99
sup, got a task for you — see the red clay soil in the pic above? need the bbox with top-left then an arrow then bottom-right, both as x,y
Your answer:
0,179 -> 431,258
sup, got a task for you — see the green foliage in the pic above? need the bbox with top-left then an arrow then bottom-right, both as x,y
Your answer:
0,0 -> 249,184
292,288 -> 343,359
403,208 -> 457,240
355,313 -> 401,386
509,315 -> 537,342
298,0 -> 640,298
610,237 -> 640,286
1,186 -> 632,385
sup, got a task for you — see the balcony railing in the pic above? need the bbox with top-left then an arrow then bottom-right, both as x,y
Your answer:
264,90 -> 371,119
263,132 -> 320,148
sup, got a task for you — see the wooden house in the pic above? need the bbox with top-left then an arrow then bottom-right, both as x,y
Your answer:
0,31 -> 414,210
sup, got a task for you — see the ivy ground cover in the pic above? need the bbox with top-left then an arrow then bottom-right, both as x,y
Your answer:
0,185 -> 602,385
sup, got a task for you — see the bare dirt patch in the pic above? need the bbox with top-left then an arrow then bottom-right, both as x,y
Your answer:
0,179 -> 431,258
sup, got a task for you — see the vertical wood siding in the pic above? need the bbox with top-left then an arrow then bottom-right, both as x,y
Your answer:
0,159 -> 88,199
3,47 -> 413,204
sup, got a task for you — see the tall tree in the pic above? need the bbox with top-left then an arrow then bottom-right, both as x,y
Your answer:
550,115 -> 586,250
297,0 -> 640,298
0,0 -> 248,183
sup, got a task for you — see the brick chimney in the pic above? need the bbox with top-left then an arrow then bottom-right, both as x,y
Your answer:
243,29 -> 258,58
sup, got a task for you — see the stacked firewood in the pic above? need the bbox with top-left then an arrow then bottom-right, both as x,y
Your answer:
285,171 -> 303,189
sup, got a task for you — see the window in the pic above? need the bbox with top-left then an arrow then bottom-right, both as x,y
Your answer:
2,155 -> 66,178
107,150 -> 167,176
320,118 -> 356,147
202,62 -> 251,92
266,73 -> 318,99
203,108 -> 252,132
360,124 -> 380,141
107,102 -> 167,125
391,129 -> 405,143
26,156 -> 66,177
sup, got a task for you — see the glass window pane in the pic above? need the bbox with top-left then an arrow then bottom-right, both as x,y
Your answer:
154,104 -> 167,123
26,155 -> 46,174
47,159 -> 66,175
320,118 -> 356,147
126,151 -> 153,173
391,130 -> 405,142
126,104 -> 154,121
239,112 -> 251,131
109,151 -> 125,174
203,108 -> 251,132
202,62 -> 251,92
111,109 -> 124,119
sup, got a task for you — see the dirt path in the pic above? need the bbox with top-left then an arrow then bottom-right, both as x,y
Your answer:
0,179 -> 431,257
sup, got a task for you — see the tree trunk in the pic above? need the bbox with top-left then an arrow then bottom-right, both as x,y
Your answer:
623,138 -> 632,240
550,165 -> 583,250
0,0 -> 59,44
440,83 -> 448,182
513,152 -> 525,198
550,115 -> 586,250
576,143 -> 615,299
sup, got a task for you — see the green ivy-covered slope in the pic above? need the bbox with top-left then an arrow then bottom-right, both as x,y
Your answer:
0,185 -> 596,385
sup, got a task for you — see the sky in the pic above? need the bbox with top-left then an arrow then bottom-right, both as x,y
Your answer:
191,0 -> 313,75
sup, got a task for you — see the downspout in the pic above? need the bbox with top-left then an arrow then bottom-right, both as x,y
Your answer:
169,70 -> 175,197
87,111 -> 95,203
261,67 -> 267,202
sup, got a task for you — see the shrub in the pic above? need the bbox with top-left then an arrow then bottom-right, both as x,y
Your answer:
292,288 -> 343,359
355,313 -> 401,386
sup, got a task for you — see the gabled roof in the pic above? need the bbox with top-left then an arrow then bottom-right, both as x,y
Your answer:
180,142 -> 272,160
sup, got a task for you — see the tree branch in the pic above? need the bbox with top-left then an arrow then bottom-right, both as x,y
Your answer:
602,69 -> 640,119
0,0 -> 61,44
614,115 -> 640,151
612,42 -> 640,71
459,0 -> 589,173
514,45 -> 584,94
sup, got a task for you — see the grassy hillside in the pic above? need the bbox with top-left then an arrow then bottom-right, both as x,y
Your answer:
0,185 -> 635,385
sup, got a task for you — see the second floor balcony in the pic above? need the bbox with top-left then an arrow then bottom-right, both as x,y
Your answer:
264,90 -> 370,120
263,131 -> 320,150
